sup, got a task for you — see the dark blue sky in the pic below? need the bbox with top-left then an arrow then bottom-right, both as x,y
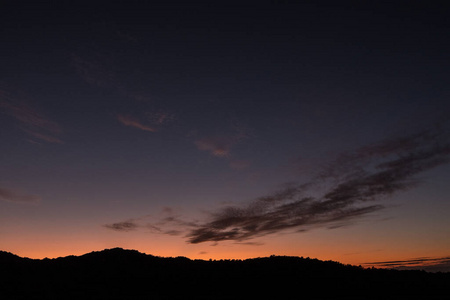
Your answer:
1,1 -> 449,269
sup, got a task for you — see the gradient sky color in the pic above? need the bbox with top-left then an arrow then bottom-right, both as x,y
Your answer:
1,1 -> 450,271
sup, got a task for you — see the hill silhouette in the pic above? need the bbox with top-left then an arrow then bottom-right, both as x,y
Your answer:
1,248 -> 448,299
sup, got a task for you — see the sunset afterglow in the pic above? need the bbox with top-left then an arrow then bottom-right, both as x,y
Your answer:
1,1 -> 449,272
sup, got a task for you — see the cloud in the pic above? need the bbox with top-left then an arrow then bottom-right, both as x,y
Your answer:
117,114 -> 157,132
104,126 -> 450,245
70,24 -> 138,91
0,89 -> 62,143
193,119 -> 251,159
363,256 -> 450,272
104,208 -> 197,236
318,129 -> 446,181
0,187 -> 41,204
116,109 -> 175,133
187,127 -> 450,243
71,53 -> 119,89
72,52 -> 157,105
186,194 -> 382,244
104,220 -> 139,232
145,111 -> 175,126
194,136 -> 235,157
22,129 -> 63,144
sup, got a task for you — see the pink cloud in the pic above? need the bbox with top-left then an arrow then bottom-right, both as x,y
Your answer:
117,114 -> 157,132
193,122 -> 251,161
0,187 -> 41,204
146,111 -> 175,126
23,129 -> 63,144
194,136 -> 234,157
0,90 -> 63,143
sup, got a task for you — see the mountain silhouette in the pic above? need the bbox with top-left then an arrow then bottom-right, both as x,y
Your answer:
1,248 -> 448,299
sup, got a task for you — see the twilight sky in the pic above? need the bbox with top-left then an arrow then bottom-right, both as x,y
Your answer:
1,1 -> 450,271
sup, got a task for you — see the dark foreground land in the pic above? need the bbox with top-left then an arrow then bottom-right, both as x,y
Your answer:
1,248 -> 449,300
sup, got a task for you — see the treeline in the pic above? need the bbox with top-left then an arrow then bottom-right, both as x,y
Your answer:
1,248 -> 448,299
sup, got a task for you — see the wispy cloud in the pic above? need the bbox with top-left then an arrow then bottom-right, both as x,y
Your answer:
363,256 -> 450,272
0,89 -> 63,143
187,128 -> 450,243
194,136 -> 235,157
104,208 -> 197,236
105,126 -> 450,244
145,111 -> 175,126
117,114 -> 157,132
104,220 -> 139,232
71,45 -> 178,132
70,25 -> 138,91
73,52 -> 174,134
194,120 -> 250,158
72,52 -> 154,104
71,53 -> 119,89
186,189 -> 382,244
22,129 -> 63,144
0,187 -> 40,204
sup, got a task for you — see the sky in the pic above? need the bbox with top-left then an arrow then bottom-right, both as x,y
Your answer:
1,1 -> 450,271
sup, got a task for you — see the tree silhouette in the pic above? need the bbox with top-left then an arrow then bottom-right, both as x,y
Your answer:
0,248 -> 448,300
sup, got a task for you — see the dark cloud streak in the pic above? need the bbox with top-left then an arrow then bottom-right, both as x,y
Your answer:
104,127 -> 450,244
104,220 -> 139,232
363,256 -> 450,272
187,128 -> 450,243
104,209 -> 198,236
